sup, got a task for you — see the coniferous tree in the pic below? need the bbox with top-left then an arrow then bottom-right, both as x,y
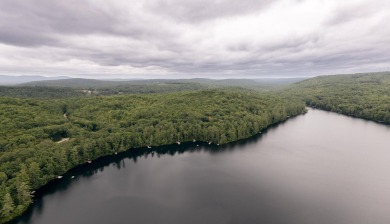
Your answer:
1,192 -> 14,218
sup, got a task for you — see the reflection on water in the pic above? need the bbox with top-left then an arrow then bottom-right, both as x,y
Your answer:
14,109 -> 390,224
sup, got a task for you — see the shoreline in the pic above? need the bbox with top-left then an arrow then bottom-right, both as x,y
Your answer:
8,111 -> 306,224
307,106 -> 390,126
10,107 -> 388,223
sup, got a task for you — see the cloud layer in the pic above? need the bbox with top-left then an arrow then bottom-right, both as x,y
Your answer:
0,0 -> 389,78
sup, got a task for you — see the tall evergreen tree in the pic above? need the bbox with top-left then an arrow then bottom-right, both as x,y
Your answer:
1,192 -> 14,218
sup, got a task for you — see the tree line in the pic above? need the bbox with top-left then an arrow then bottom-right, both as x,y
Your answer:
282,72 -> 390,124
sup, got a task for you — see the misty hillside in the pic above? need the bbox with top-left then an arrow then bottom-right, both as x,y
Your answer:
0,75 -> 70,85
21,77 -> 305,89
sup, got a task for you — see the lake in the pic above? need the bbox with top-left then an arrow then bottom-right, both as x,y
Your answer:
14,108 -> 390,224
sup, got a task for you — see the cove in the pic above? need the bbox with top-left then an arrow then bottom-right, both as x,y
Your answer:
13,108 -> 390,224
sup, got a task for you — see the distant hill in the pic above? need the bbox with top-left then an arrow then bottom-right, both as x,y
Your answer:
1,76 -> 307,98
21,78 -> 210,95
22,77 -> 306,89
0,75 -> 70,85
283,72 -> 390,124
253,77 -> 308,85
0,86 -> 85,99
23,78 -> 123,88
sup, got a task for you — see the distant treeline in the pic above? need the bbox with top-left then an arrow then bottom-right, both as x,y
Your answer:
0,89 -> 306,223
283,72 -> 390,124
0,83 -> 209,99
0,86 -> 85,99
0,77 -> 301,99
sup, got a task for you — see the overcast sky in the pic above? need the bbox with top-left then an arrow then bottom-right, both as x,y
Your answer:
0,0 -> 389,79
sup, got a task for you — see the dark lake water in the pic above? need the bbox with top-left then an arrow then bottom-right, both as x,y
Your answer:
14,108 -> 390,224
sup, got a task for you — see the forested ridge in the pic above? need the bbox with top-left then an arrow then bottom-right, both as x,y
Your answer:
0,86 -> 85,99
0,89 -> 306,223
0,82 -> 208,99
283,72 -> 390,124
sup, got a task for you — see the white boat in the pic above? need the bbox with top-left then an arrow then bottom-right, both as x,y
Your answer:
147,146 -> 151,149
177,141 -> 181,145
57,176 -> 63,179
71,176 -> 75,179
87,160 -> 92,164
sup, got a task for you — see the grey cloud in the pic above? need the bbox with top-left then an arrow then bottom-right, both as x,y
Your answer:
145,0 -> 279,23
0,27 -> 57,47
0,0 -> 188,53
325,2 -> 383,27
0,0 -> 388,78
0,0 -> 133,47
64,34 -> 389,77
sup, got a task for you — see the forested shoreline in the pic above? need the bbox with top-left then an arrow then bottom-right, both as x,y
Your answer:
283,72 -> 390,124
0,89 -> 306,223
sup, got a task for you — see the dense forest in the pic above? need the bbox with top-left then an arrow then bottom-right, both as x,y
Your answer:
0,78 -> 303,99
0,89 -> 306,223
22,78 -> 303,89
283,72 -> 390,124
0,83 -> 208,99
0,86 -> 85,99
